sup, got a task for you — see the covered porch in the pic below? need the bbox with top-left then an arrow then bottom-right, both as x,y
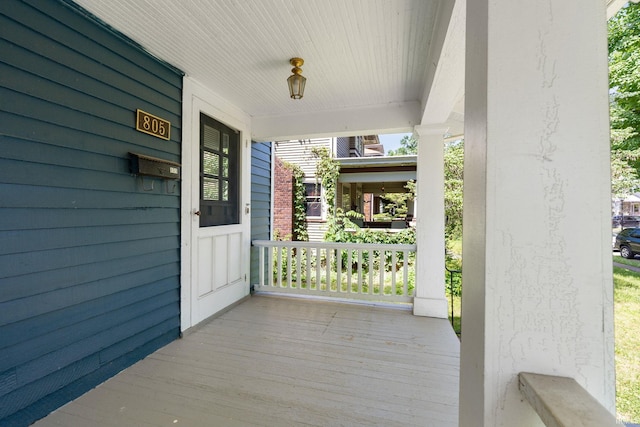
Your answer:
34,295 -> 460,427
337,155 -> 417,229
0,0 -> 621,424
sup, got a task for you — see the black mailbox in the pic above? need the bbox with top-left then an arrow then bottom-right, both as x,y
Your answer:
130,152 -> 180,180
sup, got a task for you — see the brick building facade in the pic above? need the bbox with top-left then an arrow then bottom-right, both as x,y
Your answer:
273,157 -> 294,239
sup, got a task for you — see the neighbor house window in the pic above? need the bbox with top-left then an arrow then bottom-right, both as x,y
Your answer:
342,184 -> 351,211
304,183 -> 322,217
200,113 -> 239,226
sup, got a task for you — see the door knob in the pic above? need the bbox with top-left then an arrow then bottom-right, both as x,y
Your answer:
194,210 -> 201,216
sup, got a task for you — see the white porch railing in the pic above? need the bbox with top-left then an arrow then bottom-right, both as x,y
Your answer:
252,240 -> 416,303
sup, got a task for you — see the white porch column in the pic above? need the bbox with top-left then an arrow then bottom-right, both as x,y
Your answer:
413,125 -> 448,318
460,0 -> 615,426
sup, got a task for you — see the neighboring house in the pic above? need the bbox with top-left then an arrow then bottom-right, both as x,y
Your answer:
613,193 -> 640,217
337,154 -> 417,227
272,137 -> 334,241
272,136 -> 416,241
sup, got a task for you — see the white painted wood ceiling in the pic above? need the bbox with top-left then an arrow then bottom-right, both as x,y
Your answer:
72,0 -> 445,125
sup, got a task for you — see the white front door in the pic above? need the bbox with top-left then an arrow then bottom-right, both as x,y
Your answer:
181,80 -> 251,330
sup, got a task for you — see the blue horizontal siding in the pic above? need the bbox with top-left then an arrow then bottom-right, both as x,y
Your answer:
0,236 -> 179,278
0,184 -> 179,209
1,91 -> 180,157
0,207 -> 179,231
1,250 -> 179,303
0,324 -> 178,423
0,223 -> 179,255
1,39 -> 181,126
2,1 -> 181,112
1,263 -> 180,325
2,111 -> 179,160
0,0 -> 183,424
250,142 -> 271,285
0,277 -> 180,354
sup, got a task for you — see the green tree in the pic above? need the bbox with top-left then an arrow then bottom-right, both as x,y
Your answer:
612,149 -> 640,199
609,3 -> 640,193
387,135 -> 464,241
378,181 -> 415,220
387,135 -> 417,156
444,140 -> 464,240
383,136 -> 418,220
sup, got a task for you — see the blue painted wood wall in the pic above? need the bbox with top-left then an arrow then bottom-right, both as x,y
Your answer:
0,0 -> 183,424
250,142 -> 272,286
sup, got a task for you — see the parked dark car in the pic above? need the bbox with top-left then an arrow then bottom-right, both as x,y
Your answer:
614,227 -> 640,258
612,215 -> 640,228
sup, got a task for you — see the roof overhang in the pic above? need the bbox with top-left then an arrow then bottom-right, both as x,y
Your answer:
337,155 -> 417,170
337,156 -> 417,189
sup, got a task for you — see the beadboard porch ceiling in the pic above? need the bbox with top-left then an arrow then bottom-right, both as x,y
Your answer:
71,0 -> 466,141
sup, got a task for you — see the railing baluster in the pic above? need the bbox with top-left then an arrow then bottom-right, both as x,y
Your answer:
306,246 -> 311,290
296,247 -> 302,290
325,248 -> 331,292
276,245 -> 282,288
347,249 -> 352,294
391,251 -> 397,296
403,250 -> 409,296
358,249 -> 363,294
336,247 -> 342,293
379,250 -> 385,295
287,246 -> 292,288
315,246 -> 321,291
258,246 -> 264,288
368,249 -> 374,294
267,245 -> 273,287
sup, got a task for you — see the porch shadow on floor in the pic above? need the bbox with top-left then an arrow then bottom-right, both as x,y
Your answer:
34,295 -> 460,426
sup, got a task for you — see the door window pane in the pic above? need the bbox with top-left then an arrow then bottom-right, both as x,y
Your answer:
200,113 -> 239,226
222,181 -> 229,201
203,151 -> 219,175
203,125 -> 220,151
203,177 -> 219,200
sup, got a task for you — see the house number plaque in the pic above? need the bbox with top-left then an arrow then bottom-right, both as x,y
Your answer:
136,109 -> 170,140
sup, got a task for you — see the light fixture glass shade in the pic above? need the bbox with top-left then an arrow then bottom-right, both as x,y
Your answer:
287,73 -> 306,99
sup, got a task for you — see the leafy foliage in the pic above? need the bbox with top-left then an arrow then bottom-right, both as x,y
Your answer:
609,3 -> 640,194
324,208 -> 364,243
376,180 -> 415,221
612,149 -> 640,198
387,135 -> 417,156
444,140 -> 464,240
310,146 -> 340,218
384,136 -> 418,221
330,215 -> 416,246
282,161 -> 308,241
323,207 -> 416,273
387,135 -> 464,241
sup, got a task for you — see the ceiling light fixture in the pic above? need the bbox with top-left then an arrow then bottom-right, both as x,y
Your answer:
287,57 -> 306,99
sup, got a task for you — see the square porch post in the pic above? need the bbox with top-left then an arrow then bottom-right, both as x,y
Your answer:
459,0 -> 615,425
413,125 -> 449,318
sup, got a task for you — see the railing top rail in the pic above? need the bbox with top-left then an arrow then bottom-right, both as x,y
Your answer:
252,240 -> 416,251
519,372 -> 617,427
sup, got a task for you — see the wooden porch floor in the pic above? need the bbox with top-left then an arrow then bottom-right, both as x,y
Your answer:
34,295 -> 460,426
